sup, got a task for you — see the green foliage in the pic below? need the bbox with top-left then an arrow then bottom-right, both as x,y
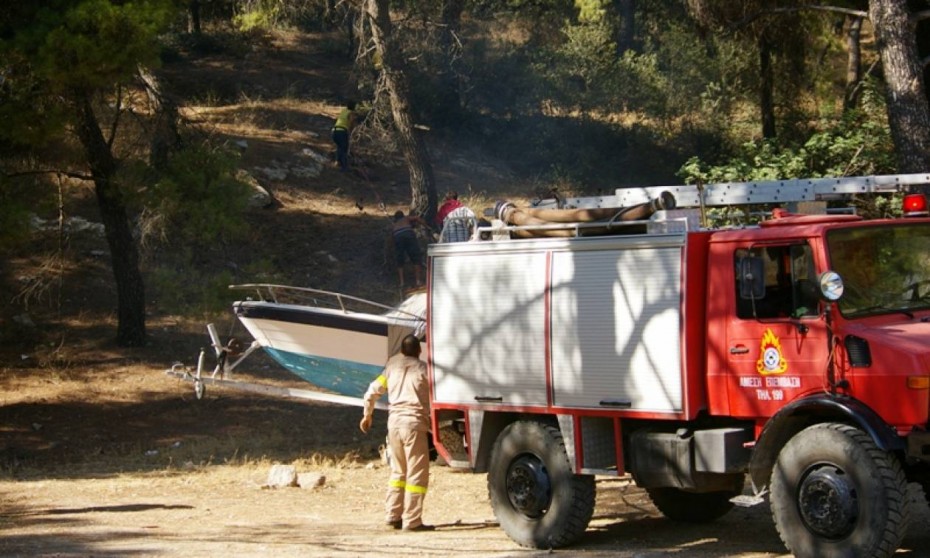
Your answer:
440,3 -> 769,184
547,20 -> 621,109
0,57 -> 70,150
450,32 -> 538,116
161,25 -> 255,59
147,144 -> 251,248
150,257 -> 279,314
574,0 -> 610,24
678,107 -> 895,185
676,96 -> 897,224
802,118 -> 894,177
646,19 -> 753,120
229,0 -> 332,31
0,0 -> 176,152
436,1 -> 909,189
17,0 -> 173,93
1,1 -> 173,150
178,0 -> 333,33
233,1 -> 279,32
470,0 -> 575,21
149,265 -> 235,314
142,142 -> 256,315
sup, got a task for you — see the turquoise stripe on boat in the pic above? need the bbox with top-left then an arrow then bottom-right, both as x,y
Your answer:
264,348 -> 382,398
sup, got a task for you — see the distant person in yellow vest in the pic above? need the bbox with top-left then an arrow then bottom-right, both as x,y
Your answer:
359,334 -> 435,532
331,101 -> 362,171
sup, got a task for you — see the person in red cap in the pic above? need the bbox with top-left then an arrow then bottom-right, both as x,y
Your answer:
435,191 -> 476,242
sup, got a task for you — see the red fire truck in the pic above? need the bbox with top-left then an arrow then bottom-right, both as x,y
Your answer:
426,173 -> 930,558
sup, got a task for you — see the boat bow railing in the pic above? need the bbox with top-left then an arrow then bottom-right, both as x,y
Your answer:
229,283 -> 424,321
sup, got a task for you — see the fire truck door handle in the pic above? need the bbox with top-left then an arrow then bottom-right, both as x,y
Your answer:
599,399 -> 632,408
730,345 -> 749,354
474,396 -> 503,402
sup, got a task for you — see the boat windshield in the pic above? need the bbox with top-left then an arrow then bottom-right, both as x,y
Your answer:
827,222 -> 930,318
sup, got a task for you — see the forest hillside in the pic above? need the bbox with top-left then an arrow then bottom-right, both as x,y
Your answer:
1,0 -> 927,355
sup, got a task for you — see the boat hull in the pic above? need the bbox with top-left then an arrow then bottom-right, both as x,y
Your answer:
262,347 -> 384,398
234,300 -> 421,398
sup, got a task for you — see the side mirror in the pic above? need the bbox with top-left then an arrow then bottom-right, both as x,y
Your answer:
739,256 -> 766,300
818,271 -> 844,301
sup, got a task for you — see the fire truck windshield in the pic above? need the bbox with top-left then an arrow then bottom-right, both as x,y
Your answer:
827,223 -> 930,318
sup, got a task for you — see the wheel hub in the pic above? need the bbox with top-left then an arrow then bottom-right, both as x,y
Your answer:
797,465 -> 858,539
505,454 -> 551,518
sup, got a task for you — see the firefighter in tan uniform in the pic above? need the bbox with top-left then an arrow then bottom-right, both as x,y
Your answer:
359,335 -> 434,531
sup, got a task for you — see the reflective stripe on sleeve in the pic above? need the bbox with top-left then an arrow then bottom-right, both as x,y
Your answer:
376,375 -> 388,388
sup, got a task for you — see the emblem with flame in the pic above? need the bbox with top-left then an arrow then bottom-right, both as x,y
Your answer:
756,328 -> 788,375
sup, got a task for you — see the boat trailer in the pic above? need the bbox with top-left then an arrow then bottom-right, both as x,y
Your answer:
165,322 -> 386,410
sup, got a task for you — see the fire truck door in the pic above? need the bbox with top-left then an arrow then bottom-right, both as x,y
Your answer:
724,243 -> 830,417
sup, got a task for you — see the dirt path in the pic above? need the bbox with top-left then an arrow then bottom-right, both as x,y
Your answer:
3,365 -> 930,558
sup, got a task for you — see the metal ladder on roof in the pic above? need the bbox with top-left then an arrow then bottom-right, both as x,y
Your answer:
532,173 -> 930,210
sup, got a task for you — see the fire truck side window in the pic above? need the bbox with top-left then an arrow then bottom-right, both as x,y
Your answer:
735,244 -> 817,320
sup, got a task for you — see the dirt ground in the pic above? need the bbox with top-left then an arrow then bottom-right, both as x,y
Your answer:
2,358 -> 930,558
3,28 -> 930,558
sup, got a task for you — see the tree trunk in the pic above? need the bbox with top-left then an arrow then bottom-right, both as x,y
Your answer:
73,92 -> 147,347
917,7 -> 930,105
615,0 -> 636,54
436,0 -> 465,126
188,0 -> 201,35
844,15 -> 864,111
365,0 -> 438,224
137,65 -> 182,171
759,34 -> 776,139
869,0 -> 930,173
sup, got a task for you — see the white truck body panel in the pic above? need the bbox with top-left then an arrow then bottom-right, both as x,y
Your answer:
549,245 -> 683,411
431,250 -> 549,406
430,234 -> 685,413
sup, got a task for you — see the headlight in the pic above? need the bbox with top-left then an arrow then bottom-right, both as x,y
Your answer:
819,271 -> 844,301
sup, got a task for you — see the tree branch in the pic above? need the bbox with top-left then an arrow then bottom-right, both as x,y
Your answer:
846,58 -> 881,105
732,5 -> 867,32
5,169 -> 93,181
915,10 -> 930,22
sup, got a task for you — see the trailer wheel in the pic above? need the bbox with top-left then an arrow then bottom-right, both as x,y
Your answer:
487,420 -> 595,548
646,485 -> 740,523
770,423 -> 909,558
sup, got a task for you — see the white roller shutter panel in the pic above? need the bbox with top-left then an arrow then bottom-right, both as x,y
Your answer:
550,246 -> 683,412
431,252 -> 548,405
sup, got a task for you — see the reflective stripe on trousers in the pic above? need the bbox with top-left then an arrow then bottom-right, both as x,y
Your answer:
385,427 -> 430,528
387,478 -> 428,494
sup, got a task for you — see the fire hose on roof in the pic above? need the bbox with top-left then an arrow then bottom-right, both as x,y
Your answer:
493,191 -> 676,238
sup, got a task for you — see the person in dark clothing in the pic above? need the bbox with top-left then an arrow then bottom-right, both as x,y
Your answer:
391,210 -> 424,288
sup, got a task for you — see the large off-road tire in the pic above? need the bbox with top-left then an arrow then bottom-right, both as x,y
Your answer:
646,484 -> 741,523
770,423 -> 910,558
487,420 -> 595,549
